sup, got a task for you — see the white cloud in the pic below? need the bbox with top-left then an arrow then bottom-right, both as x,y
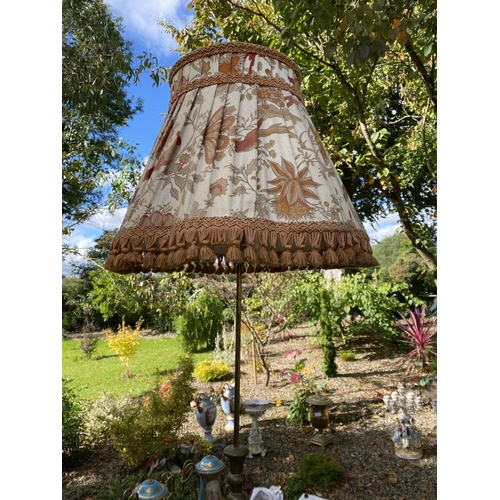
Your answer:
363,212 -> 400,244
62,208 -> 128,275
106,0 -> 192,58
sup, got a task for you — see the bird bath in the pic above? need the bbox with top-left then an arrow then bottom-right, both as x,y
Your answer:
242,398 -> 270,458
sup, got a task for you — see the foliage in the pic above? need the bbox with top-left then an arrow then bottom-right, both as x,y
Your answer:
79,331 -> 99,359
193,359 -> 231,382
106,320 -> 142,378
107,355 -> 195,468
369,232 -> 436,298
284,450 -> 344,499
318,289 -> 339,377
81,395 -> 133,449
174,288 -> 225,352
161,0 -> 437,271
62,378 -> 89,467
91,271 -> 155,327
147,434 -> 211,473
280,349 -> 327,428
67,231 -> 195,332
338,351 -> 356,362
62,0 -> 152,233
320,272 -> 424,343
63,275 -> 106,333
287,270 -> 327,325
397,305 -> 437,371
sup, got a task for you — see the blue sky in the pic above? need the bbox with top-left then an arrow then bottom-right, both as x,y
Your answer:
62,0 -> 399,274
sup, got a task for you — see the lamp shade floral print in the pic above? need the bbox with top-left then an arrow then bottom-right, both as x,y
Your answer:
105,42 -> 377,274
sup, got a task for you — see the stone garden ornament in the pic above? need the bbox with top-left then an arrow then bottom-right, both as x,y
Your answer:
105,42 -> 378,499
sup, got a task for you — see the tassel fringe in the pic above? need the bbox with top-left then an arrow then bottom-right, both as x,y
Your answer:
105,218 -> 378,273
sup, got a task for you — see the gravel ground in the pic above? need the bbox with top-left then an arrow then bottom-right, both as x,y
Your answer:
63,326 -> 437,500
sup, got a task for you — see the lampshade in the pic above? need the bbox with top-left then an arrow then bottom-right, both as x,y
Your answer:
104,42 -> 377,275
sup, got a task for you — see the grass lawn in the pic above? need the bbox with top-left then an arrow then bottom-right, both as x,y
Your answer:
62,337 -> 212,400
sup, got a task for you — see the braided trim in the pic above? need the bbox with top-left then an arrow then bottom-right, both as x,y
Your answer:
169,42 -> 301,84
170,73 -> 304,105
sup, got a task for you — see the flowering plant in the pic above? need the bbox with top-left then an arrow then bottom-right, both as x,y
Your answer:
146,434 -> 210,473
279,349 -> 327,428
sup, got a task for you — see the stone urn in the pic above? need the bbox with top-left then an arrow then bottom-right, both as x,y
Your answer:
194,394 -> 217,442
220,384 -> 236,432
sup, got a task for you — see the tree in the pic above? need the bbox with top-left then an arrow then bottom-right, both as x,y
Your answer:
370,231 -> 435,298
160,0 -> 437,273
62,0 -> 160,234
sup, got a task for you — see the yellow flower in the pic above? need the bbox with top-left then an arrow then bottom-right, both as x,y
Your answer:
276,398 -> 282,407
303,368 -> 311,377
310,365 -> 316,370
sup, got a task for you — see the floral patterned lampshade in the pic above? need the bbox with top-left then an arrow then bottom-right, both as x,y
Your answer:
104,42 -> 377,275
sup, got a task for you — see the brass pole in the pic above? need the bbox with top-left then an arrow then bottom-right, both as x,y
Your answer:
223,263 -> 249,500
233,262 -> 242,447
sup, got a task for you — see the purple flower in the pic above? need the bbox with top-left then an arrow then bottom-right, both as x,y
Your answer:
286,349 -> 302,359
289,372 -> 301,384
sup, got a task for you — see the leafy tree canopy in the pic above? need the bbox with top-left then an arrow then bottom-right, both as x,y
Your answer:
160,0 -> 437,272
62,0 -> 160,234
370,231 -> 435,297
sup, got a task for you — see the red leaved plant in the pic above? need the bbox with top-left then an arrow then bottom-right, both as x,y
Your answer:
397,306 -> 437,371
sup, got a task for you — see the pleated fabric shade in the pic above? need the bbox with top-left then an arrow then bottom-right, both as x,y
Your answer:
104,42 -> 378,275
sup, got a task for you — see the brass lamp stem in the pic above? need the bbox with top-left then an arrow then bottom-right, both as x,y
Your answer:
233,262 -> 242,448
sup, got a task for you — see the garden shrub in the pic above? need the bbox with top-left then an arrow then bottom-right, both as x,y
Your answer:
338,351 -> 356,362
107,355 -> 195,468
284,450 -> 344,499
317,272 -> 423,377
105,320 -> 142,378
81,395 -> 133,449
174,289 -> 225,352
62,378 -> 89,467
79,331 -> 99,359
193,359 -> 231,382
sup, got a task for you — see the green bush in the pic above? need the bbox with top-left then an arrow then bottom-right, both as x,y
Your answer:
338,351 -> 355,361
107,355 -> 195,468
193,359 -> 231,382
284,450 -> 344,499
62,378 -> 89,467
79,331 -> 99,359
81,395 -> 133,448
174,289 -> 225,352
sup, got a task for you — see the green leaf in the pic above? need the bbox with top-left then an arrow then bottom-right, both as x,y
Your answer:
359,44 -> 370,61
325,43 -> 336,59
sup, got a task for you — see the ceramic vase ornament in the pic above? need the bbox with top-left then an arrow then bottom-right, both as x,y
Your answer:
129,478 -> 168,500
221,384 -> 236,432
194,394 -> 217,442
195,455 -> 225,500
392,411 -> 423,459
